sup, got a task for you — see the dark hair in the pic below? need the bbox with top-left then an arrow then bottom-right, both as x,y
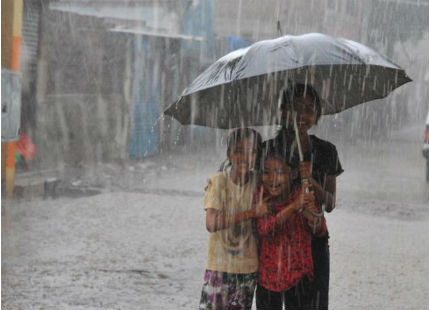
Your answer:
259,140 -> 298,171
281,83 -> 322,124
226,128 -> 262,157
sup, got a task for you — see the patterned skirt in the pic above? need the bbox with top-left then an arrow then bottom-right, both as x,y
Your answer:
199,270 -> 257,310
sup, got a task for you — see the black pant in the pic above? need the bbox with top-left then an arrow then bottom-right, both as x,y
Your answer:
256,278 -> 318,310
312,236 -> 330,310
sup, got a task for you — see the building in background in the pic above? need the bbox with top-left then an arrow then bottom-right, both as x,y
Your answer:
16,0 -> 429,173
24,0 -> 217,170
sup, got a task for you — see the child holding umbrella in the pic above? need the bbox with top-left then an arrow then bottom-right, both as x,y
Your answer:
264,83 -> 344,309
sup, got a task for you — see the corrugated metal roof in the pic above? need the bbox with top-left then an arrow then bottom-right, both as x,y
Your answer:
48,2 -> 186,38
109,27 -> 204,41
49,2 -> 165,22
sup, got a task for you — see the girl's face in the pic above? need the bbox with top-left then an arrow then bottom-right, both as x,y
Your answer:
284,95 -> 317,133
229,138 -> 258,175
262,157 -> 292,198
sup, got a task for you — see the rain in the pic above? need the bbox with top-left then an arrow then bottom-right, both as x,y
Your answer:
2,0 -> 429,309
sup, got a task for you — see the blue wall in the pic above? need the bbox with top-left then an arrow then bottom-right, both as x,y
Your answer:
129,37 -> 160,159
128,1 -> 217,158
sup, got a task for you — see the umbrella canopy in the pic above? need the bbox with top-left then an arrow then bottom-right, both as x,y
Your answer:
164,33 -> 412,129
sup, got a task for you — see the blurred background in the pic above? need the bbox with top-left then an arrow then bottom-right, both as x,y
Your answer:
2,0 -> 428,174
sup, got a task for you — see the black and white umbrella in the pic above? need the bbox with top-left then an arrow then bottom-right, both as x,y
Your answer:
164,32 -> 411,130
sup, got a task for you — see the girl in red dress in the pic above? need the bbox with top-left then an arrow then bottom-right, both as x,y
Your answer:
256,145 -> 327,310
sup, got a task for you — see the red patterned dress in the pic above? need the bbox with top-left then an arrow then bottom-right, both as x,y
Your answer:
257,189 -> 327,292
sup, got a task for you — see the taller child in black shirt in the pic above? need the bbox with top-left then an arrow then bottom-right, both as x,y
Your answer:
262,83 -> 343,310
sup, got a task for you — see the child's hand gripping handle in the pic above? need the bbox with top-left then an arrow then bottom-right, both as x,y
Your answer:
299,161 -> 324,217
299,161 -> 312,194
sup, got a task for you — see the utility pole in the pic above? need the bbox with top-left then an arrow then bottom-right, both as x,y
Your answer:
2,0 -> 23,197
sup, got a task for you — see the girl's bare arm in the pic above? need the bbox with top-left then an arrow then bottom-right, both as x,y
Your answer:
302,209 -> 323,235
257,200 -> 297,236
206,198 -> 269,232
274,202 -> 298,226
310,175 -> 336,212
299,161 -> 336,213
295,187 -> 325,235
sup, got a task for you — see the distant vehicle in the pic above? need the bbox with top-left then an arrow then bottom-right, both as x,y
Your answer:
424,111 -> 429,182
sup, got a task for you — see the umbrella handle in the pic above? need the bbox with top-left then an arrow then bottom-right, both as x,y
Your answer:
302,178 -> 311,193
284,90 -> 323,216
293,112 -> 304,161
302,179 -> 325,217
291,105 -> 325,217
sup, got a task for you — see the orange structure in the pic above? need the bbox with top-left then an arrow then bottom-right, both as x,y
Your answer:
1,0 -> 23,197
